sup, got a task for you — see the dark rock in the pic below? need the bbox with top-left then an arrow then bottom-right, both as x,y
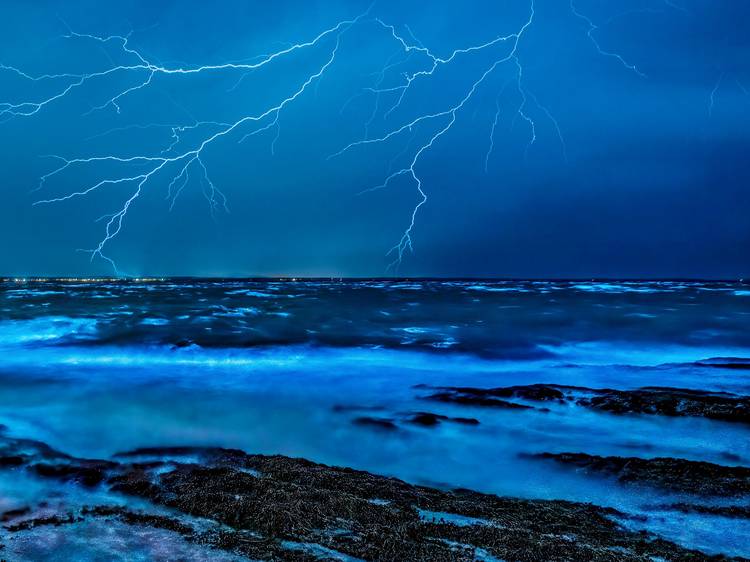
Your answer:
409,412 -> 446,426
659,503 -> 750,519
172,339 -> 194,349
721,452 -> 744,463
578,387 -> 750,425
81,505 -> 195,536
451,417 -> 480,425
423,383 -> 750,425
425,391 -> 533,410
696,358 -> 750,370
406,412 -> 480,427
5,513 -> 81,532
0,455 -> 25,467
0,435 -> 72,462
430,384 -> 565,403
4,434 -> 745,561
353,416 -> 398,430
106,447 -> 736,561
534,452 -> 750,496
497,384 -> 567,402
1,507 -> 31,522
32,462 -> 111,487
108,468 -> 162,500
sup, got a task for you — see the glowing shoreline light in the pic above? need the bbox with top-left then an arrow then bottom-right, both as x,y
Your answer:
1,1 -> 672,275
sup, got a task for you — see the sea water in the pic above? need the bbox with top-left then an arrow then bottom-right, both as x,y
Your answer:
0,279 -> 749,557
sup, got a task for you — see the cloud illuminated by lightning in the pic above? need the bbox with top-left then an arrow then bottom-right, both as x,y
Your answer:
4,12 -> 368,275
2,1 -> 653,275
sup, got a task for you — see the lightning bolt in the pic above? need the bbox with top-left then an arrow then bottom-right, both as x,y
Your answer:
484,94 -> 502,174
331,0 -> 631,268
2,1 -> 661,275
569,0 -> 646,78
330,3 -> 537,268
709,72 -> 725,118
5,11 -> 371,273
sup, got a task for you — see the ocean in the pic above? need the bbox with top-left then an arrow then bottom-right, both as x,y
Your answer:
1,279 -> 749,559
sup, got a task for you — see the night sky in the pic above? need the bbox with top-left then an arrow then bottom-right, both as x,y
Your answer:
1,0 -> 748,278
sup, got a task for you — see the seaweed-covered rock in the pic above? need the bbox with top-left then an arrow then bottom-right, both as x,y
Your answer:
1,435 -> 746,560
421,383 -> 750,425
578,387 -> 750,424
534,452 -> 750,496
104,448 -> 743,561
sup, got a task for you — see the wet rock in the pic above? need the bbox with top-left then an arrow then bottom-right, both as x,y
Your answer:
722,452 -> 744,463
81,505 -> 195,536
5,435 -> 745,561
108,468 -> 162,500
0,434 -> 73,466
578,387 -> 750,424
534,452 -> 750,496
31,461 -> 112,487
0,455 -> 25,467
424,391 -> 533,409
496,384 -> 567,402
451,417 -> 480,425
428,384 -> 565,402
109,449 -> 737,561
696,358 -> 750,370
659,503 -> 750,519
406,412 -> 480,427
353,416 -> 398,431
5,513 -> 81,532
409,412 -> 444,426
1,507 -> 31,522
421,383 -> 750,425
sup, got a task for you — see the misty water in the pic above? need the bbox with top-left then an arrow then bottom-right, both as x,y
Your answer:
1,279 -> 749,559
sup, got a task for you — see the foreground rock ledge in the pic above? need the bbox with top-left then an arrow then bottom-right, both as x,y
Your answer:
1,439 -> 746,561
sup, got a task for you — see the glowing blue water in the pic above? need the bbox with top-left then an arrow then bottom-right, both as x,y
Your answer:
0,279 -> 749,557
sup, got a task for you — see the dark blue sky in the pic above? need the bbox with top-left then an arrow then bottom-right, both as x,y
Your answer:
1,0 -> 748,278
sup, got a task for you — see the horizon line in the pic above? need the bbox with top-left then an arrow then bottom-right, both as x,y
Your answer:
2,276 -> 748,283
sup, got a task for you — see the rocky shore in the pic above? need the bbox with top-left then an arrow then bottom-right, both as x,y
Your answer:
418,383 -> 750,425
1,431 -> 746,561
532,452 -> 750,496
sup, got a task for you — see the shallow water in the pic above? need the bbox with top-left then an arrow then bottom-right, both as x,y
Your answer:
1,279 -> 749,557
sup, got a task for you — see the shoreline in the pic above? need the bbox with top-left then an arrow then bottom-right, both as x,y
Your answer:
1,433 -> 746,561
1,280 -> 749,559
